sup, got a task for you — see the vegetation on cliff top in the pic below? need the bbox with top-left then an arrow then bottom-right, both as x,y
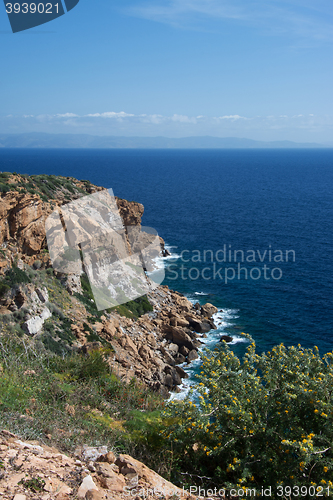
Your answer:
0,171 -> 94,201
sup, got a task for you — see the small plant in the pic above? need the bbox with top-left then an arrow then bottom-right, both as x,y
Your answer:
19,476 -> 46,491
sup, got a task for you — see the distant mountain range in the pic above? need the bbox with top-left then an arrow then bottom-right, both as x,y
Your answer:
0,133 -> 330,149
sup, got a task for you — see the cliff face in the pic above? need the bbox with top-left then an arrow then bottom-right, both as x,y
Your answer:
0,174 -> 217,395
0,174 -> 146,271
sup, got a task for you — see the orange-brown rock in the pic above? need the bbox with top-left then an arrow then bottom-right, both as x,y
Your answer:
0,192 -> 52,256
0,432 -> 200,500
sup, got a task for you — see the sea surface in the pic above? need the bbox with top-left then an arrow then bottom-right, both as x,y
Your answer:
1,148 -> 333,381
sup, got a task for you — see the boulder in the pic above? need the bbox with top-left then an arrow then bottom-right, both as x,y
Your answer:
187,318 -> 212,333
170,368 -> 182,385
192,339 -> 203,349
169,315 -> 190,327
168,327 -> 196,349
220,335 -> 233,343
174,353 -> 186,365
23,316 -> 44,335
138,345 -> 151,363
187,350 -> 199,362
175,365 -> 188,379
118,334 -> 138,355
114,454 -> 187,498
179,345 -> 189,357
40,306 -> 52,320
103,317 -> 120,337
81,446 -> 108,462
36,286 -> 49,303
98,451 -> 116,464
167,343 -> 179,356
201,303 -> 218,318
164,373 -> 174,387
77,475 -> 99,499
160,346 -> 175,366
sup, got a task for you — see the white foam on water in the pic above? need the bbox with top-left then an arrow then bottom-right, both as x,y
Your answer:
169,378 -> 196,401
169,305 -> 247,401
151,242 -> 181,272
230,335 -> 248,344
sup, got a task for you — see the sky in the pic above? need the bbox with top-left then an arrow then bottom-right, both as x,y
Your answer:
0,0 -> 333,143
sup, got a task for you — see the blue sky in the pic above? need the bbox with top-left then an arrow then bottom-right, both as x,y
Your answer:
1,0 -> 333,142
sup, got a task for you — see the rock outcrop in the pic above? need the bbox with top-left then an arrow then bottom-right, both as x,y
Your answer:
0,430 -> 195,500
0,174 -> 155,271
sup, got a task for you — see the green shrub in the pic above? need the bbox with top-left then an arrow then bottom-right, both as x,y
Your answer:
78,349 -> 111,380
4,267 -> 31,287
163,337 -> 333,490
111,296 -> 153,318
0,282 -> 10,298
0,183 -> 10,194
41,333 -> 72,356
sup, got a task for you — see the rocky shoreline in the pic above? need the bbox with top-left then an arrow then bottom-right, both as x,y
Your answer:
0,173 -> 218,395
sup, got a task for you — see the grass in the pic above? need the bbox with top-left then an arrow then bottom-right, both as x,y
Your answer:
0,333 -> 169,473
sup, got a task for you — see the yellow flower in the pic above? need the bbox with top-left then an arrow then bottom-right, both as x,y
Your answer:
324,466 -> 328,473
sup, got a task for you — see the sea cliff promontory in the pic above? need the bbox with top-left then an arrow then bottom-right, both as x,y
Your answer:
0,172 -> 217,395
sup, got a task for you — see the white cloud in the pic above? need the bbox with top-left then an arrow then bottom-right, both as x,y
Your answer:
171,114 -> 197,123
85,112 -> 135,118
124,0 -> 333,43
1,111 -> 333,143
219,115 -> 246,120
56,113 -> 79,118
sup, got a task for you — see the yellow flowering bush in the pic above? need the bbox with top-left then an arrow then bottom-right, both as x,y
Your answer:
162,337 -> 333,489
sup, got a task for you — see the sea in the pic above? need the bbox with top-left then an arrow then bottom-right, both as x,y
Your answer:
1,148 -> 332,393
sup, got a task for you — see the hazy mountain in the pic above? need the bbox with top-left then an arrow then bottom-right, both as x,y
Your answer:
0,132 -> 329,149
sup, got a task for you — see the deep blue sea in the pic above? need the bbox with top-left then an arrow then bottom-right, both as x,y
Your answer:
1,148 -> 333,366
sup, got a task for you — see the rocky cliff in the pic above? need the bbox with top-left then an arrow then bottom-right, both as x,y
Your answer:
0,173 -> 217,395
0,173 -> 147,271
